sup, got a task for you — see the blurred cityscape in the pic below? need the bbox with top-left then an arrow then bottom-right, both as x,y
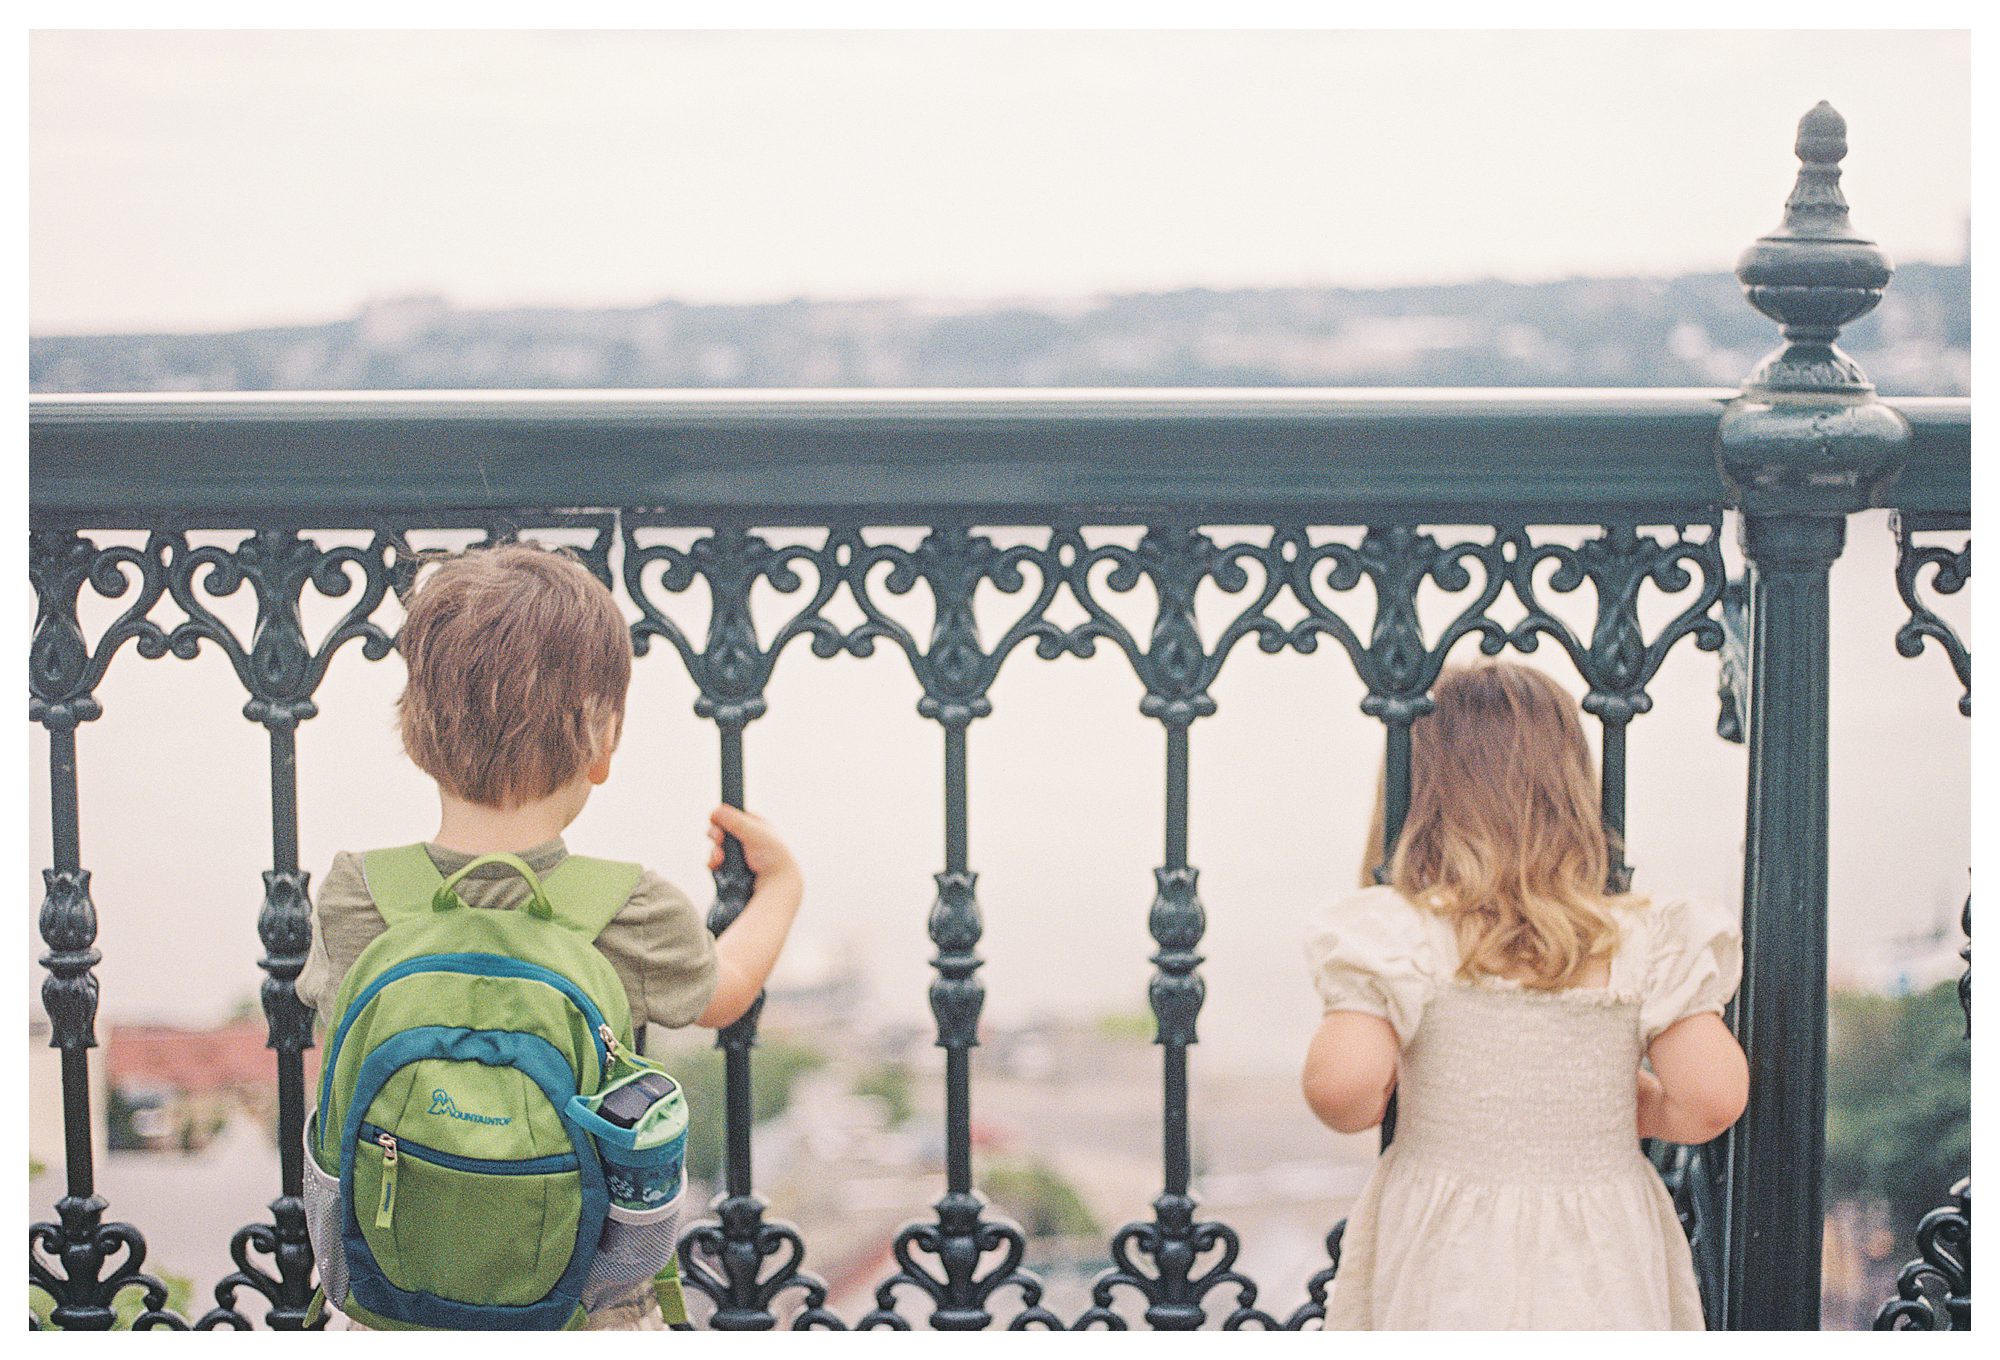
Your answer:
30,254 -> 1970,396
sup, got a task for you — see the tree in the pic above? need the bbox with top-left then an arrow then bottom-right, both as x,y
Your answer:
983,1157 -> 1099,1241
1825,981 -> 1970,1233
852,1062 -> 915,1129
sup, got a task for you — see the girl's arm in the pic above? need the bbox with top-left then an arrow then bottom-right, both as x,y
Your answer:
695,805 -> 804,1029
1302,1010 -> 1400,1133
1637,1013 -> 1749,1144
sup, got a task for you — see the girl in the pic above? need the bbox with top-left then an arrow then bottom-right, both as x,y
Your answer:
1301,661 -> 1746,1330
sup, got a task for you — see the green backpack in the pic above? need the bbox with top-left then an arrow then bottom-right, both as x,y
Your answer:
303,847 -> 688,1331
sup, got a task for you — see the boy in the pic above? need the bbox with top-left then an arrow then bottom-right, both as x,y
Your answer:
295,542 -> 803,1330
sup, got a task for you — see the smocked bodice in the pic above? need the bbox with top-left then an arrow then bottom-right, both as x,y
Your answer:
1392,982 -> 1647,1183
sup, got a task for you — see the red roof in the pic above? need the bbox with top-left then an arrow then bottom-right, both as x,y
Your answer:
107,1018 -> 321,1096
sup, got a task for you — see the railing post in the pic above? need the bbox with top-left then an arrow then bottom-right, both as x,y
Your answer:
1715,101 -> 1911,1330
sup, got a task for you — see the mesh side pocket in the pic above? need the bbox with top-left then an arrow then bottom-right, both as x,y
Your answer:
581,1195 -> 683,1311
302,1131 -> 350,1307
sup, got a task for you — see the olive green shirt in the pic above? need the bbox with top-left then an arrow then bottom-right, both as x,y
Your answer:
295,837 -> 719,1048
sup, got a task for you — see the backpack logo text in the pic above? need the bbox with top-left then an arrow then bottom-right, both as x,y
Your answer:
429,1088 -> 513,1126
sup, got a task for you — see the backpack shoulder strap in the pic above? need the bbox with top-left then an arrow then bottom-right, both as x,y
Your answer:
360,844 -> 447,927
541,855 -> 645,942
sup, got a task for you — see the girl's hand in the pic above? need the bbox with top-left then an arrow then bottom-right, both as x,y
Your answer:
707,804 -> 800,881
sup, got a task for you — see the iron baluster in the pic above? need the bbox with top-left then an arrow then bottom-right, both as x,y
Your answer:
1065,525 -> 1285,1330
624,522 -> 843,1329
157,528 -> 394,1328
1716,102 -> 1912,1329
1506,520 -> 1727,890
1289,525 -> 1512,871
27,529 -> 187,1330
1873,516 -> 1971,1330
845,527 -> 1065,1330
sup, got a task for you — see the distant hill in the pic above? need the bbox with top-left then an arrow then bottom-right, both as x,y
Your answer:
29,262 -> 1970,396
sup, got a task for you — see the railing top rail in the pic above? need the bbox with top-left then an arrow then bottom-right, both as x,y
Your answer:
29,387 -> 1968,526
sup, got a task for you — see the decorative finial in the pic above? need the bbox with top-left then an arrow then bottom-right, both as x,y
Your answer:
1716,104 -> 1910,518
1733,101 -> 1894,392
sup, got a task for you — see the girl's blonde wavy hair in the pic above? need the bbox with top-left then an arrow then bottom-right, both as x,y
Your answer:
1362,661 -> 1636,990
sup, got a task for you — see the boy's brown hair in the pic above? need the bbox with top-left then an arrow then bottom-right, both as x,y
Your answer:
397,543 -> 632,809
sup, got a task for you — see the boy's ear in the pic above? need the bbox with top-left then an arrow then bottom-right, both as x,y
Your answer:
586,714 -> 619,786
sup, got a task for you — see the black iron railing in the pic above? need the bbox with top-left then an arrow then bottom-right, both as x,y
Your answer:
29,104 -> 1970,1331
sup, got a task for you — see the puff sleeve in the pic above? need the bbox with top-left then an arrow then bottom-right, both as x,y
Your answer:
1639,897 -> 1744,1047
1302,885 -> 1443,1047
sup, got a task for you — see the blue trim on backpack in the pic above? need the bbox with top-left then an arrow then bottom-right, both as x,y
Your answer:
338,1026 -> 608,1331
318,952 -> 610,1142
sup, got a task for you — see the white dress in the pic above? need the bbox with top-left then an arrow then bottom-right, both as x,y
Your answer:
1304,886 -> 1742,1331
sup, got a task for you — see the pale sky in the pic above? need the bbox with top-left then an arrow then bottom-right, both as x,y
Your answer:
28,28 -> 1971,336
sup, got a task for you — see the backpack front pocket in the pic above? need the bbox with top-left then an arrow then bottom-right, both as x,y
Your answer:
339,1027 -> 606,1330
353,1127 -> 582,1307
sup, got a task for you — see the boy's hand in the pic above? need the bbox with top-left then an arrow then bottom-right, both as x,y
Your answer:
697,805 -> 806,1030
707,804 -> 799,881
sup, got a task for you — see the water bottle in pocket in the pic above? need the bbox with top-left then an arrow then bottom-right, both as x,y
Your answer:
567,1068 -> 689,1309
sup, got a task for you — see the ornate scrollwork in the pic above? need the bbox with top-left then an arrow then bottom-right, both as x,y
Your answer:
1287,525 -> 1511,725
28,530 -> 188,1329
29,1213 -> 188,1331
153,527 -> 397,1329
1508,523 -> 1725,723
624,525 -> 845,731
29,529 -> 173,731
1509,522 -> 1726,888
1062,525 -> 1284,1330
1279,1222 -> 1346,1330
860,1196 -> 1062,1331
1075,1205 -> 1273,1330
1891,515 -> 1970,717
1872,516 -> 1971,1331
627,523 -> 838,1328
675,1206 -> 844,1330
844,527 -> 1062,1329
160,528 -> 397,728
1875,1179 -> 1970,1331
195,1208 -> 316,1331
1060,525 -> 1289,725
841,526 -> 1067,727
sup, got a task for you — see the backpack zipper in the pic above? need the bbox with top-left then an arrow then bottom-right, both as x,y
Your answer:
358,1122 -> 581,1177
374,1134 -> 398,1228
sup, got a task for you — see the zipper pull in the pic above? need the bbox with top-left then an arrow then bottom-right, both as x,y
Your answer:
597,1023 -> 622,1067
374,1133 -> 399,1229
